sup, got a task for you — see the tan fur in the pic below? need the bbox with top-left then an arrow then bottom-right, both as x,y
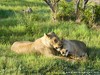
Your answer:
58,39 -> 88,60
11,32 -> 63,57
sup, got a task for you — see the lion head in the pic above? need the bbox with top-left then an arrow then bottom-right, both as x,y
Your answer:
54,38 -> 69,56
43,32 -> 62,50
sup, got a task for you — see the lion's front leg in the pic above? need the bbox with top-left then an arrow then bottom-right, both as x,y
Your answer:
53,56 -> 72,61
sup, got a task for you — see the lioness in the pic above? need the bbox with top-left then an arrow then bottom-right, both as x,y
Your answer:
11,32 -> 62,57
56,39 -> 88,59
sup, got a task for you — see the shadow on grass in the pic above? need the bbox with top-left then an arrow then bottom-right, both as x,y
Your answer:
0,9 -> 15,19
87,47 -> 100,61
0,9 -> 17,27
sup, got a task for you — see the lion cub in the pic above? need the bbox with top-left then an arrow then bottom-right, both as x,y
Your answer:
11,32 -> 62,57
57,39 -> 88,59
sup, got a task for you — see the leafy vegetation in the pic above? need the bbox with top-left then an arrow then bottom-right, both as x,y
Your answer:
0,0 -> 100,75
81,3 -> 100,26
57,0 -> 100,26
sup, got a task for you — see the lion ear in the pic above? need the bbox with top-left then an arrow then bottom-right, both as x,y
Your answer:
44,33 -> 46,36
44,33 -> 50,38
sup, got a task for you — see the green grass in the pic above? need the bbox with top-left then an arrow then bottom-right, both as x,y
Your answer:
0,0 -> 100,75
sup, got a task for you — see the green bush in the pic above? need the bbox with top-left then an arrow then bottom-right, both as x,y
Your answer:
57,0 -> 75,21
57,1 -> 100,27
82,5 -> 100,26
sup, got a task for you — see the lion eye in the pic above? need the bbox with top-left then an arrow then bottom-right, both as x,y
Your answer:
54,39 -> 58,43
